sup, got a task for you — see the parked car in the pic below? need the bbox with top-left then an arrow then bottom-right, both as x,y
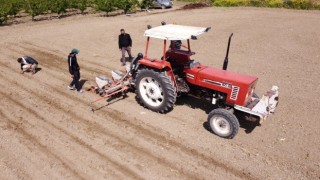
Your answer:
152,0 -> 173,9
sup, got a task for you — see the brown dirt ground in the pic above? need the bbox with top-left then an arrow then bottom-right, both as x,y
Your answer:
0,5 -> 320,180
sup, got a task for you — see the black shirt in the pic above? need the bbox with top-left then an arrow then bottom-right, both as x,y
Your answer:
20,56 -> 38,70
22,56 -> 38,64
68,53 -> 79,75
118,33 -> 132,49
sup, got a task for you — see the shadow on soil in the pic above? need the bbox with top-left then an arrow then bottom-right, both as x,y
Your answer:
91,93 -> 128,112
35,67 -> 42,74
175,95 -> 213,114
79,79 -> 87,89
119,57 -> 134,63
176,95 -> 259,135
21,67 -> 42,75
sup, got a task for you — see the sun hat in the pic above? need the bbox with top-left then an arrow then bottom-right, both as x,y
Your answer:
71,48 -> 79,54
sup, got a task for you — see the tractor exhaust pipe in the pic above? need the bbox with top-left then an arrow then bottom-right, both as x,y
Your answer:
223,33 -> 234,70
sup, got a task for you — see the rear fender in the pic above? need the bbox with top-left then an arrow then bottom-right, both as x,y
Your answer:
138,58 -> 177,91
138,58 -> 169,70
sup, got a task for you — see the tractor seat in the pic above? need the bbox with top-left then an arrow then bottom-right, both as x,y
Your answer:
165,49 -> 193,65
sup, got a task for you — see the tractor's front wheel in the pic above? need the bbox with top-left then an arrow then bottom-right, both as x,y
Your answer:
135,68 -> 176,113
207,108 -> 239,139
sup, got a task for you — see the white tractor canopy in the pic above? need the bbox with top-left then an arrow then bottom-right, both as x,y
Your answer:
144,24 -> 210,40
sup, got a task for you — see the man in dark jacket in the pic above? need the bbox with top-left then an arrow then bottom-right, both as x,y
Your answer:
17,56 -> 38,74
118,29 -> 132,66
169,40 -> 188,50
67,48 -> 83,93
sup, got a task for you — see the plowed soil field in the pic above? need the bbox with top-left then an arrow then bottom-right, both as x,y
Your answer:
0,6 -> 319,179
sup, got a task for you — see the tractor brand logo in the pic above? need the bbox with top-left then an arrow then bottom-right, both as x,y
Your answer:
203,79 -> 231,89
221,82 -> 232,88
186,73 -> 194,79
231,86 -> 240,100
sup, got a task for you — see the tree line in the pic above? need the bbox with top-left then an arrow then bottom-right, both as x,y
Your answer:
211,0 -> 320,9
0,0 -> 154,24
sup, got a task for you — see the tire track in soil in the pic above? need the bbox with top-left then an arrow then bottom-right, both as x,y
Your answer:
0,93 -> 126,179
0,90 -> 144,180
0,64 -> 202,179
3,67 -> 254,179
0,70 -> 150,179
0,94 -> 126,179
0,147 -> 32,180
7,42 -> 108,76
0,54 -> 146,179
21,41 -> 106,69
0,112 -> 68,180
5,42 -> 112,92
0,109 -> 87,180
0,62 -> 192,178
105,110 -> 256,180
1,45 -> 256,179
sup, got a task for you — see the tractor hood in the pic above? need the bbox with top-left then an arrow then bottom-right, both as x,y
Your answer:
185,65 -> 258,106
198,66 -> 258,85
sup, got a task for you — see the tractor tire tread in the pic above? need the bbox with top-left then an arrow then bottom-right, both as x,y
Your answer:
207,108 -> 239,139
135,68 -> 176,113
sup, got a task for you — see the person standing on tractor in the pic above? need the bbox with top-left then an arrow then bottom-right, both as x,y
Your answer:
17,56 -> 38,74
67,48 -> 83,93
118,29 -> 132,66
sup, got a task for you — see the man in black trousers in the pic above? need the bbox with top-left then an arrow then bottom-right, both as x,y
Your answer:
118,29 -> 132,66
67,48 -> 83,93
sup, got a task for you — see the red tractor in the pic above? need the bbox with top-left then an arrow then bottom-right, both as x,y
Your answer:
128,22 -> 279,139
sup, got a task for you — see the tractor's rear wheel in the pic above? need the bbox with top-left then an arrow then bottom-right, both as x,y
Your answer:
135,68 -> 176,113
207,108 -> 239,139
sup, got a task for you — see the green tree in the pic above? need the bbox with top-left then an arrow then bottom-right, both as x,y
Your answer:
213,0 -> 250,7
0,0 -> 11,24
116,0 -> 139,14
290,0 -> 312,9
139,0 -> 153,9
7,0 -> 23,17
26,0 -> 49,20
266,0 -> 283,7
78,0 -> 88,14
95,0 -> 116,16
68,0 -> 88,14
249,0 -> 267,7
49,0 -> 68,17
68,0 -> 79,9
